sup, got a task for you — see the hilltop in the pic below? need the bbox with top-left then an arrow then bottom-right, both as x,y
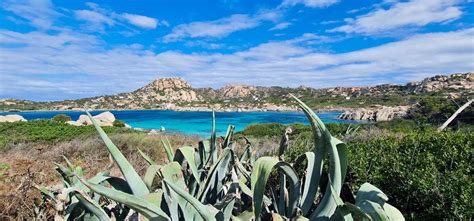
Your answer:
1,72 -> 472,113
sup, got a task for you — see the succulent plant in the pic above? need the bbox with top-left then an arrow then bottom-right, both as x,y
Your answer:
39,96 -> 404,221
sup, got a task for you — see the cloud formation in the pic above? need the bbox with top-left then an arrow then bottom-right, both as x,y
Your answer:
1,28 -> 472,100
280,0 -> 339,8
163,11 -> 281,42
3,0 -> 61,29
269,22 -> 291,31
331,0 -> 463,34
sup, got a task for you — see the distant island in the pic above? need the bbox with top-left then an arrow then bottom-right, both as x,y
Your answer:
1,72 -> 472,121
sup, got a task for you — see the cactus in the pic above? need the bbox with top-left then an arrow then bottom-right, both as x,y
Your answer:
40,96 -> 404,220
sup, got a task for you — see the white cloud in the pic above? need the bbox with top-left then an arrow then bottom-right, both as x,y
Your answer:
74,10 -> 115,31
280,0 -> 339,8
73,3 -> 163,31
3,0 -> 61,29
269,22 -> 291,31
331,0 -> 463,34
1,27 -> 472,100
121,13 -> 164,29
163,11 -> 281,42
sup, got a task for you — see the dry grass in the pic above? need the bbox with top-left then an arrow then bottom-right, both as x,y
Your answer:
0,132 -> 199,219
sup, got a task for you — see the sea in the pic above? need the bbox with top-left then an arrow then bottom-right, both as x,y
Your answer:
0,110 -> 361,137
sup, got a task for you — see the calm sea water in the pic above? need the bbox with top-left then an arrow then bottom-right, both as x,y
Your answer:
1,110 -> 360,137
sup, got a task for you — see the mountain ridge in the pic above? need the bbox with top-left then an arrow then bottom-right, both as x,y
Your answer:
1,72 -> 472,112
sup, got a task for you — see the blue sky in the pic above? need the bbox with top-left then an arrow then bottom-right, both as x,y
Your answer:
0,0 -> 473,101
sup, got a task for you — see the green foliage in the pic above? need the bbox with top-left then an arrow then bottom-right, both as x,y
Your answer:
348,130 -> 473,220
239,116 -> 473,220
0,120 -> 135,151
113,119 -> 126,127
52,114 -> 71,123
406,96 -> 473,126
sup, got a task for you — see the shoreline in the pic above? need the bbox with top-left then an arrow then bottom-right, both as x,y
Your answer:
1,105 -> 357,113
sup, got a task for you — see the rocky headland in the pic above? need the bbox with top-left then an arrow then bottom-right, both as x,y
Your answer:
1,72 -> 472,122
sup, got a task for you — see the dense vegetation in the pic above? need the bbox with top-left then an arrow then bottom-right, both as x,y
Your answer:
239,121 -> 473,220
52,114 -> 72,122
0,120 -> 137,150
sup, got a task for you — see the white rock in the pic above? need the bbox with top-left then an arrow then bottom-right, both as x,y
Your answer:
0,114 -> 27,122
67,111 -> 117,127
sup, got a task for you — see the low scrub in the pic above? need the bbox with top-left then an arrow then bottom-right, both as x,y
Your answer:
0,120 -> 135,151
52,114 -> 71,123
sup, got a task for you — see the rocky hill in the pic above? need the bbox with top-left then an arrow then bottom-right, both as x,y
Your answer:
1,73 -> 472,114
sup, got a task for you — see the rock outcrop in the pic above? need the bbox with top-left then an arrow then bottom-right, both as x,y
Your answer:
218,85 -> 256,99
0,114 -> 27,122
66,111 -> 116,126
338,106 -> 410,122
407,73 -> 473,93
136,77 -> 202,102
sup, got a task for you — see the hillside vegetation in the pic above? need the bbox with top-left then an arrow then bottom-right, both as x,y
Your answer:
1,72 -> 472,112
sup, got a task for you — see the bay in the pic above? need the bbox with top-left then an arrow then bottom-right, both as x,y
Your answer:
0,110 -> 361,136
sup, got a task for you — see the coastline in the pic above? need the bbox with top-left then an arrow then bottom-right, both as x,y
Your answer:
1,105 -> 356,113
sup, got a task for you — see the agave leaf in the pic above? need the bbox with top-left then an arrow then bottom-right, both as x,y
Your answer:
198,148 -> 234,202
174,146 -> 200,183
357,200 -> 389,221
210,111 -> 218,164
310,135 -> 343,220
137,147 -> 157,165
161,136 -> 175,162
291,96 -> 343,220
199,140 -> 212,168
277,173 -> 286,216
77,176 -> 170,220
164,178 -> 221,221
232,210 -> 254,221
355,183 -> 389,206
295,152 -> 320,215
251,157 -> 300,220
382,203 -> 405,221
333,137 -> 348,183
86,111 -> 149,196
143,190 -> 164,208
223,125 -> 235,148
159,161 -> 197,220
239,137 -> 253,163
295,215 -> 310,221
67,187 -> 110,221
144,164 -> 162,190
271,213 -> 285,221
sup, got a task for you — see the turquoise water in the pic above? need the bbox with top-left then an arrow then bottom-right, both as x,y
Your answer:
0,110 -> 360,137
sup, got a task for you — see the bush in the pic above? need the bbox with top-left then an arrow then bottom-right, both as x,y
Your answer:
349,130 -> 473,220
52,114 -> 71,123
113,119 -> 126,127
281,127 -> 473,220
0,120 -> 135,151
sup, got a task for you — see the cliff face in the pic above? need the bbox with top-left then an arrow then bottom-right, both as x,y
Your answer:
1,73 -> 472,112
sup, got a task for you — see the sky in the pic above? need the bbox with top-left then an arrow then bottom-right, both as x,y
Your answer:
0,0 -> 473,101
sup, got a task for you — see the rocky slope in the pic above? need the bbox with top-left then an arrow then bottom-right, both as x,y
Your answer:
1,73 -> 472,116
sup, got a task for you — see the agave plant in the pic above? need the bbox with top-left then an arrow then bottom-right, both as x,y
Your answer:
40,96 -> 404,221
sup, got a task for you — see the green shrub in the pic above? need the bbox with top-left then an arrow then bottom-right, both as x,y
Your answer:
280,127 -> 473,220
347,130 -> 473,220
52,114 -> 71,123
113,119 -> 126,127
0,120 -> 136,151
